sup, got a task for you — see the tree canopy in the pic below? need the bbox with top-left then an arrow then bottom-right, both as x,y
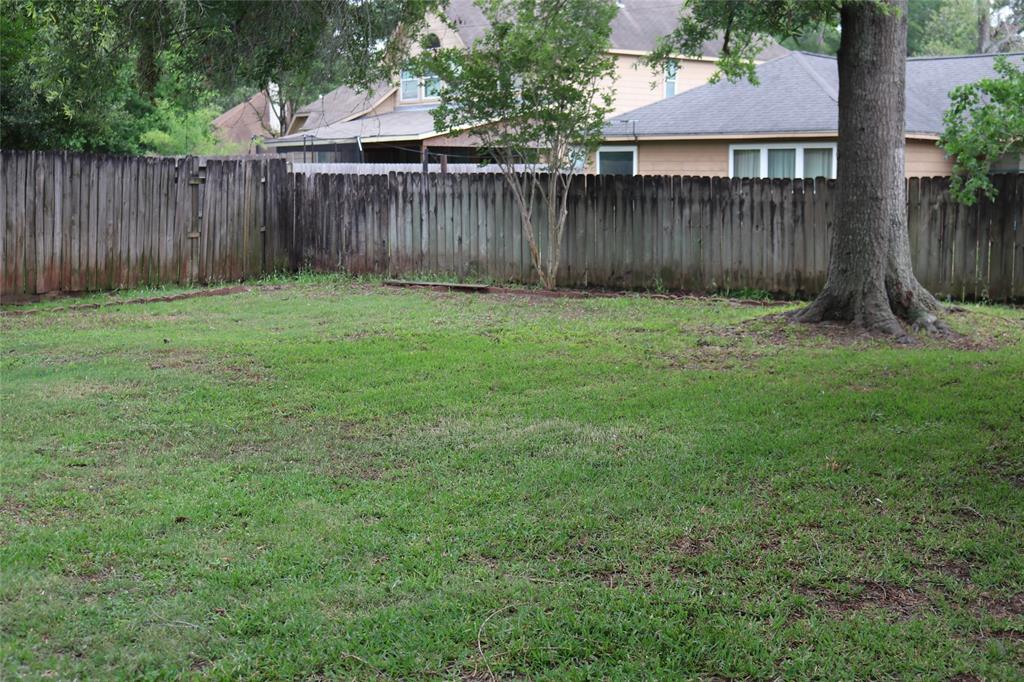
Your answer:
772,0 -> 1024,57
650,0 -> 842,84
910,0 -> 1024,56
940,56 -> 1024,204
0,0 -> 439,154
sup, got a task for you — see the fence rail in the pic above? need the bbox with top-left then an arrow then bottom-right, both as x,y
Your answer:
2,150 -> 1021,301
291,162 -> 535,175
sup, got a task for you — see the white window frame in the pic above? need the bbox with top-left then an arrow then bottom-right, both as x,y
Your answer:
728,142 -> 837,179
597,145 -> 638,176
665,60 -> 679,98
399,70 -> 441,103
422,73 -> 441,99
400,70 -> 420,102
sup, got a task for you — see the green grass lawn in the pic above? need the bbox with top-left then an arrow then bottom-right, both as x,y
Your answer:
2,277 -> 1022,680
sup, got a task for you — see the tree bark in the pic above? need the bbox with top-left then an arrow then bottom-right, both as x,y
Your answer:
792,0 -> 946,338
977,0 -> 992,53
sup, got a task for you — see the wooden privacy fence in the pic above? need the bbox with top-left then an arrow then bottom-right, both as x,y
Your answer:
1,150 -> 289,298
292,171 -> 1023,301
2,149 -> 1022,301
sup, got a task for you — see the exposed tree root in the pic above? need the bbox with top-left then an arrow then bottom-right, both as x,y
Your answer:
788,276 -> 951,343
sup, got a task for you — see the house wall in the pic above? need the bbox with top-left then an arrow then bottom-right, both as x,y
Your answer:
366,93 -> 398,117
606,137 -> 955,178
905,138 -> 953,176
417,13 -> 468,51
635,139 -> 730,175
602,55 -> 718,116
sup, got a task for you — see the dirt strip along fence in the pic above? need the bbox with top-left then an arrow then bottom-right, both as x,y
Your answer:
3,150 -> 1022,301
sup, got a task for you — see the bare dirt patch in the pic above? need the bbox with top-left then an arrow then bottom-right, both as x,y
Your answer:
924,558 -> 974,583
1,497 -> 74,528
593,568 -> 631,588
729,308 -> 1024,351
981,448 -> 1024,489
796,580 -> 930,618
33,379 -> 121,401
145,347 -> 269,384
64,564 -> 114,584
670,536 -> 710,557
973,592 -> 1024,619
657,343 -> 774,371
987,629 -> 1024,641
1,285 -> 251,315
189,657 -> 214,673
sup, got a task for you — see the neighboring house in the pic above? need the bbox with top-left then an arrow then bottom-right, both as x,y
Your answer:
260,0 -> 787,163
212,91 -> 279,149
596,52 -> 1024,178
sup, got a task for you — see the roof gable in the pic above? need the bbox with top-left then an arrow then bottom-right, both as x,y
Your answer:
293,82 -> 393,131
213,91 -> 276,144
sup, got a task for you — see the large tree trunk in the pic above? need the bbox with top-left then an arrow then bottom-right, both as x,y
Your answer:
792,0 -> 946,337
977,0 -> 993,53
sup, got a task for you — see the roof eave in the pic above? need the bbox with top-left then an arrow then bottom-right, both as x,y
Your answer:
602,131 -> 840,141
602,131 -> 943,142
263,123 -> 479,148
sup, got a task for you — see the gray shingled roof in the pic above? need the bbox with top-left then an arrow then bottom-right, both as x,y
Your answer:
293,82 -> 392,131
274,105 -> 440,144
604,52 -> 1024,138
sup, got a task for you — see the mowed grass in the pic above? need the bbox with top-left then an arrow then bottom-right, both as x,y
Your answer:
2,277 -> 1022,680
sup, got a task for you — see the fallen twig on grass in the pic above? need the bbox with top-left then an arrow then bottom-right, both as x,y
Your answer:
339,652 -> 385,678
478,603 -> 519,682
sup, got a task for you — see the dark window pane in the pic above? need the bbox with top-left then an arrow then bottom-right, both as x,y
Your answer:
767,149 -> 796,178
733,149 -> 760,178
599,151 -> 634,175
803,148 -> 833,178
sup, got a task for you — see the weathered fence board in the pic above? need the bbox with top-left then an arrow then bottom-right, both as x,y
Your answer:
2,149 -> 1021,301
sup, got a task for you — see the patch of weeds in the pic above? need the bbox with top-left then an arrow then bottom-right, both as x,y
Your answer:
717,286 -> 775,301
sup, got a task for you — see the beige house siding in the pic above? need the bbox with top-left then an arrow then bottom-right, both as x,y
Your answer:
605,137 -> 955,178
905,138 -> 952,176
418,13 -> 467,51
603,55 -> 719,116
635,139 -> 729,175
366,93 -> 398,117
672,60 -> 722,95
423,129 -> 484,147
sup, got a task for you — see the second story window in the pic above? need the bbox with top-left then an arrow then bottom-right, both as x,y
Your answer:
423,73 -> 441,98
665,60 -> 679,98
400,70 -> 420,100
400,70 -> 441,102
